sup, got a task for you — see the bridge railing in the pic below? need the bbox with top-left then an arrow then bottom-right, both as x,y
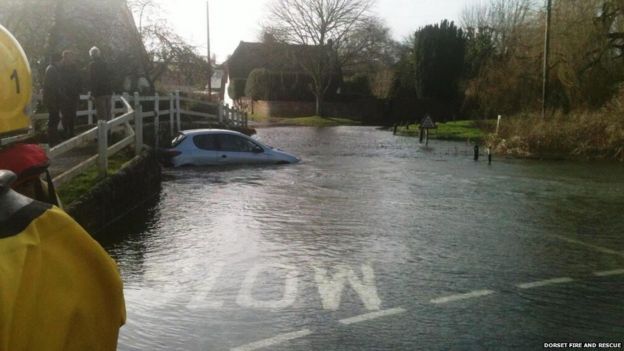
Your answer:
37,91 -> 247,187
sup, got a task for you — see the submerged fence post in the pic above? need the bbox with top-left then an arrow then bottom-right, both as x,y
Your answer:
169,93 -> 175,136
154,93 -> 160,148
97,119 -> 108,177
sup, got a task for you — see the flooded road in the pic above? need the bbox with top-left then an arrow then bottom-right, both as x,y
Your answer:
101,126 -> 624,350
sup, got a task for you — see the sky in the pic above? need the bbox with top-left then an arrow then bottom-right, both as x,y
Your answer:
148,0 -> 483,63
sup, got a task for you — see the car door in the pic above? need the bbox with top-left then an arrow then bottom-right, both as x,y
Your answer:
191,134 -> 219,165
215,134 -> 268,164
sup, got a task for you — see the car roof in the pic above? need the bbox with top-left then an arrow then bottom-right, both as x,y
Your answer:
179,129 -> 246,137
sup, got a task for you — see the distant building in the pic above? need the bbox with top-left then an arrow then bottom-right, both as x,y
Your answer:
224,40 -> 340,110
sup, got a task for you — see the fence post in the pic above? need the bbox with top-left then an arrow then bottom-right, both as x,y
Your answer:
154,93 -> 160,148
135,103 -> 143,155
169,93 -> 175,136
87,92 -> 94,125
175,91 -> 181,132
133,91 -> 140,115
218,103 -> 224,125
97,120 -> 108,177
111,94 -> 116,119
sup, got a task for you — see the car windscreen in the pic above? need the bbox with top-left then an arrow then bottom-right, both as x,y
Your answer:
171,133 -> 187,147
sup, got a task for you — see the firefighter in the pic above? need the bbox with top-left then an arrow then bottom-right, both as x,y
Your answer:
0,24 -> 125,351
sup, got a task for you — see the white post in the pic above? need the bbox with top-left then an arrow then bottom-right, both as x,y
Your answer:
111,94 -> 116,119
87,92 -> 94,125
496,115 -> 502,135
122,92 -> 130,112
135,103 -> 143,155
133,92 -> 140,115
154,93 -> 160,148
97,120 -> 108,177
169,93 -> 175,136
175,91 -> 181,132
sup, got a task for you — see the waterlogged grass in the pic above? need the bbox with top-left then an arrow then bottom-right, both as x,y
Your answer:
397,120 -> 490,142
58,148 -> 135,205
250,114 -> 360,127
285,116 -> 361,127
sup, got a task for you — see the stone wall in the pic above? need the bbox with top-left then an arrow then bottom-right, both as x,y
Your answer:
66,149 -> 161,235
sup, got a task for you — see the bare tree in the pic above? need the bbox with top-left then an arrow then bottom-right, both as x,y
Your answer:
264,0 -> 375,115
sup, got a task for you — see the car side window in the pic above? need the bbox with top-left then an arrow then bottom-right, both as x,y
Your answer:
193,134 -> 219,151
216,134 -> 262,152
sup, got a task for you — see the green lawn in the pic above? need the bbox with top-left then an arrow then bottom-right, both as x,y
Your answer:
250,114 -> 360,127
58,148 -> 135,205
396,120 -> 489,143
284,116 -> 361,127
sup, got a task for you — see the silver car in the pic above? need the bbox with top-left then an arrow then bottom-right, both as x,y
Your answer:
162,129 -> 300,167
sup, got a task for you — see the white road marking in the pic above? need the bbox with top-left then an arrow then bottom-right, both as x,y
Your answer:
593,268 -> 624,277
551,235 -> 624,257
339,307 -> 407,325
430,289 -> 495,304
516,277 -> 574,289
236,264 -> 299,309
186,261 -> 226,309
230,329 -> 312,351
314,264 -> 381,311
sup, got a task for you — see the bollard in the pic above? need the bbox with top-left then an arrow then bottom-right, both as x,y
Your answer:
474,144 -> 479,161
487,147 -> 492,165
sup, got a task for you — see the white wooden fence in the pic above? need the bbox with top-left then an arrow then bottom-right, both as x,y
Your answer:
38,92 -> 248,187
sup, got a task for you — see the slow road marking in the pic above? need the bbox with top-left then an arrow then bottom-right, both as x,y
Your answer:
593,268 -> 624,277
551,235 -> 624,257
230,329 -> 312,351
516,277 -> 574,289
339,307 -> 407,325
430,289 -> 495,304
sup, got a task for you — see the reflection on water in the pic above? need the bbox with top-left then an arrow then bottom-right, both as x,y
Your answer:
100,127 -> 624,351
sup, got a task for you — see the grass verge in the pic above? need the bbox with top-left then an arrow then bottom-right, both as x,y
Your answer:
489,111 -> 624,161
57,148 -> 135,205
396,120 -> 491,143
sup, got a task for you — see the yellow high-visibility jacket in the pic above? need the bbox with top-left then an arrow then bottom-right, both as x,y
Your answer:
0,200 -> 126,351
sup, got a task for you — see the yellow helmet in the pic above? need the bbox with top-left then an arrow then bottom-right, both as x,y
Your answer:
0,24 -> 31,137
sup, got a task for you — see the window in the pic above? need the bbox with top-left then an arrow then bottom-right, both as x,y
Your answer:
171,133 -> 187,147
216,134 -> 262,152
193,134 -> 219,150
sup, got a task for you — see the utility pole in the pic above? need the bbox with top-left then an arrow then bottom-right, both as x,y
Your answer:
541,0 -> 552,119
206,0 -> 212,100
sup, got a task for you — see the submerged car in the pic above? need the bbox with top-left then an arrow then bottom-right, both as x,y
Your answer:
161,129 -> 300,167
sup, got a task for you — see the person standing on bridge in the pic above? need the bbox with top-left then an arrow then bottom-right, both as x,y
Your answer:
43,53 -> 63,145
0,25 -> 125,351
88,46 -> 113,121
58,50 -> 82,138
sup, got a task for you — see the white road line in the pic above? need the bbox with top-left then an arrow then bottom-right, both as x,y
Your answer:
231,329 -> 312,351
339,307 -> 407,325
516,277 -> 574,289
430,289 -> 495,304
551,235 -> 624,257
593,268 -> 624,277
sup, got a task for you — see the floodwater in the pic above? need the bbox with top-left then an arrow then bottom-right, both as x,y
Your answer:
101,126 -> 624,351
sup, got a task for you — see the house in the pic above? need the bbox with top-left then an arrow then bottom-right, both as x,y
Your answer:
224,40 -> 340,116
